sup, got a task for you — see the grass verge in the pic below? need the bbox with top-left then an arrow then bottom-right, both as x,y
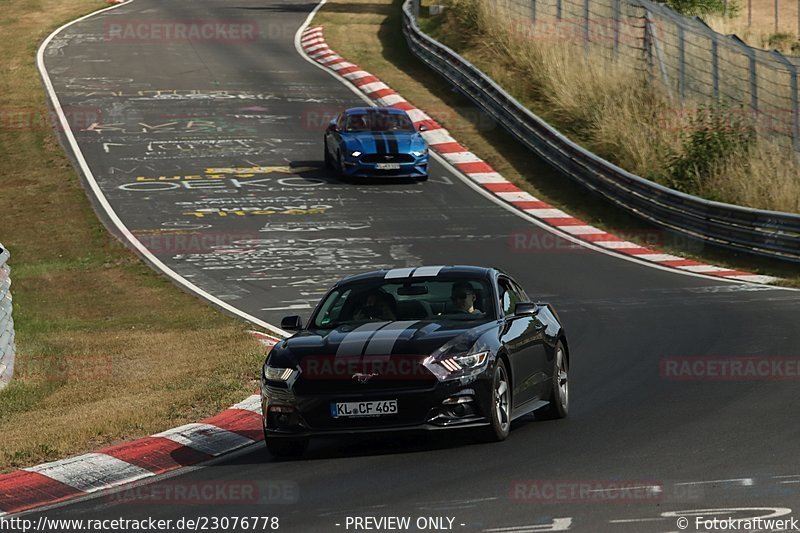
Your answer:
0,0 -> 265,473
312,0 -> 799,286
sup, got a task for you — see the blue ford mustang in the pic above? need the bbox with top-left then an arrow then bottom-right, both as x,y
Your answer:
324,107 -> 429,181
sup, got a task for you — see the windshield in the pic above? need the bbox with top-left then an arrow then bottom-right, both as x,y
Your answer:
344,112 -> 416,132
311,277 -> 495,328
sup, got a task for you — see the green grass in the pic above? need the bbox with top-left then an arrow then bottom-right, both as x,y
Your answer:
0,0 -> 266,472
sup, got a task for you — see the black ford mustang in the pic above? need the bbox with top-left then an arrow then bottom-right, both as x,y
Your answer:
260,266 -> 569,457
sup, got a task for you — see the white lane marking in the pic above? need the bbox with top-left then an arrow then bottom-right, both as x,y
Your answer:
483,518 -> 572,532
379,94 -> 406,106
230,394 -> 262,414
593,240 -> 644,249
525,209 -> 571,218
560,225 -> 606,235
678,265 -> 734,273
294,4 -> 793,291
153,424 -> 254,456
336,321 -> 391,357
329,61 -> 356,71
468,172 -> 508,184
342,70 -> 372,81
359,81 -> 388,94
729,274 -> 779,283
421,129 -> 456,144
385,267 -> 415,279
635,253 -> 684,262
37,2 -> 290,338
674,478 -> 754,486
25,453 -> 153,493
260,303 -> 313,311
497,191 -> 538,202
406,108 -> 432,122
441,151 -> 482,164
412,266 -> 443,277
364,321 -> 418,356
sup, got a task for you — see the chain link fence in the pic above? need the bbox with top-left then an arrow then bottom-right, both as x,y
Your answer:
0,244 -> 15,389
493,0 -> 800,149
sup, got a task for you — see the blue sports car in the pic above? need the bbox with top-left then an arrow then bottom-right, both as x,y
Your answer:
324,107 -> 429,181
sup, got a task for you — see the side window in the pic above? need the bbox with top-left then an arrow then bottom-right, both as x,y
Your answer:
498,279 -> 523,316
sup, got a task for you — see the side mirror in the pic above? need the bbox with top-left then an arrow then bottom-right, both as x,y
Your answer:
514,302 -> 539,316
281,315 -> 303,331
327,121 -> 338,133
418,124 -> 428,132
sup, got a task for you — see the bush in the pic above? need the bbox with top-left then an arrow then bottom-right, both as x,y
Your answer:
665,0 -> 738,17
666,104 -> 755,196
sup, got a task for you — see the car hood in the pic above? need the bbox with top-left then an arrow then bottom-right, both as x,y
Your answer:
343,131 -> 426,154
272,320 -> 495,362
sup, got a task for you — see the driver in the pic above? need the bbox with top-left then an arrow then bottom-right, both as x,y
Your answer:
450,282 -> 480,314
353,290 -> 397,321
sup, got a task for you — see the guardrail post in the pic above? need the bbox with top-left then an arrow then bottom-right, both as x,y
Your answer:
0,244 -> 15,390
728,35 -> 759,120
772,50 -> 800,151
613,0 -> 620,58
678,24 -> 686,98
584,0 -> 591,53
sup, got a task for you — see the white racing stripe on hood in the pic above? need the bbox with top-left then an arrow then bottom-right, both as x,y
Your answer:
336,321 -> 391,357
363,321 -> 419,358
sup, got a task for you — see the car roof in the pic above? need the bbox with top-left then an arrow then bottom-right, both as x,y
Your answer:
343,107 -> 409,116
336,265 -> 500,286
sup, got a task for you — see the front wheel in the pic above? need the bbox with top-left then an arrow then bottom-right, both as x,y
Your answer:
534,340 -> 569,420
479,359 -> 511,442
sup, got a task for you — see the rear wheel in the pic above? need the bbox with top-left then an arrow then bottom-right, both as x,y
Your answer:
479,359 -> 511,442
534,340 -> 569,420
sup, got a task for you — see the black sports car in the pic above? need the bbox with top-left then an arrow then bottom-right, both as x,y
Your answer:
260,266 -> 569,457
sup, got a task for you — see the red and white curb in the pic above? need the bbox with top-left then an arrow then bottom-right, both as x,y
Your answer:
0,332 -> 281,515
300,25 -> 777,285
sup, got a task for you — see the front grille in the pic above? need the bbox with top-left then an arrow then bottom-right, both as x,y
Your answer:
360,153 -> 415,163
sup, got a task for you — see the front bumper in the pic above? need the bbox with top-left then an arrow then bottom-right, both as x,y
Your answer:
261,374 -> 492,438
342,156 -> 429,178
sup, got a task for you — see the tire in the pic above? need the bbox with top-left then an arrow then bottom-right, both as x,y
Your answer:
479,358 -> 511,442
324,140 -> 333,169
534,340 -> 569,420
336,151 -> 346,181
265,435 -> 309,458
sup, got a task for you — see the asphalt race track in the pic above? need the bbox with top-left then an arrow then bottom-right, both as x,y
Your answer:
34,0 -> 800,530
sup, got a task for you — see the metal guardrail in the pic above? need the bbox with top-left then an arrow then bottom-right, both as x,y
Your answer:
402,0 -> 800,263
0,244 -> 15,389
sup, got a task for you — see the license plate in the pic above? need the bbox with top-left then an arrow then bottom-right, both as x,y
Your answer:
375,163 -> 401,170
331,400 -> 398,418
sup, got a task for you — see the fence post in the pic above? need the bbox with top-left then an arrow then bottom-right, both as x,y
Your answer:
696,17 -> 720,100
613,0 -> 620,58
556,0 -> 562,20
0,244 -> 15,390
584,0 -> 591,53
678,23 -> 686,98
728,35 -> 759,113
531,0 -> 537,26
773,50 -> 800,151
645,11 -> 673,97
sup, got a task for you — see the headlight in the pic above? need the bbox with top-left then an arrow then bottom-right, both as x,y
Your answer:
351,151 -> 362,157
411,149 -> 428,157
424,351 -> 490,381
264,366 -> 298,382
